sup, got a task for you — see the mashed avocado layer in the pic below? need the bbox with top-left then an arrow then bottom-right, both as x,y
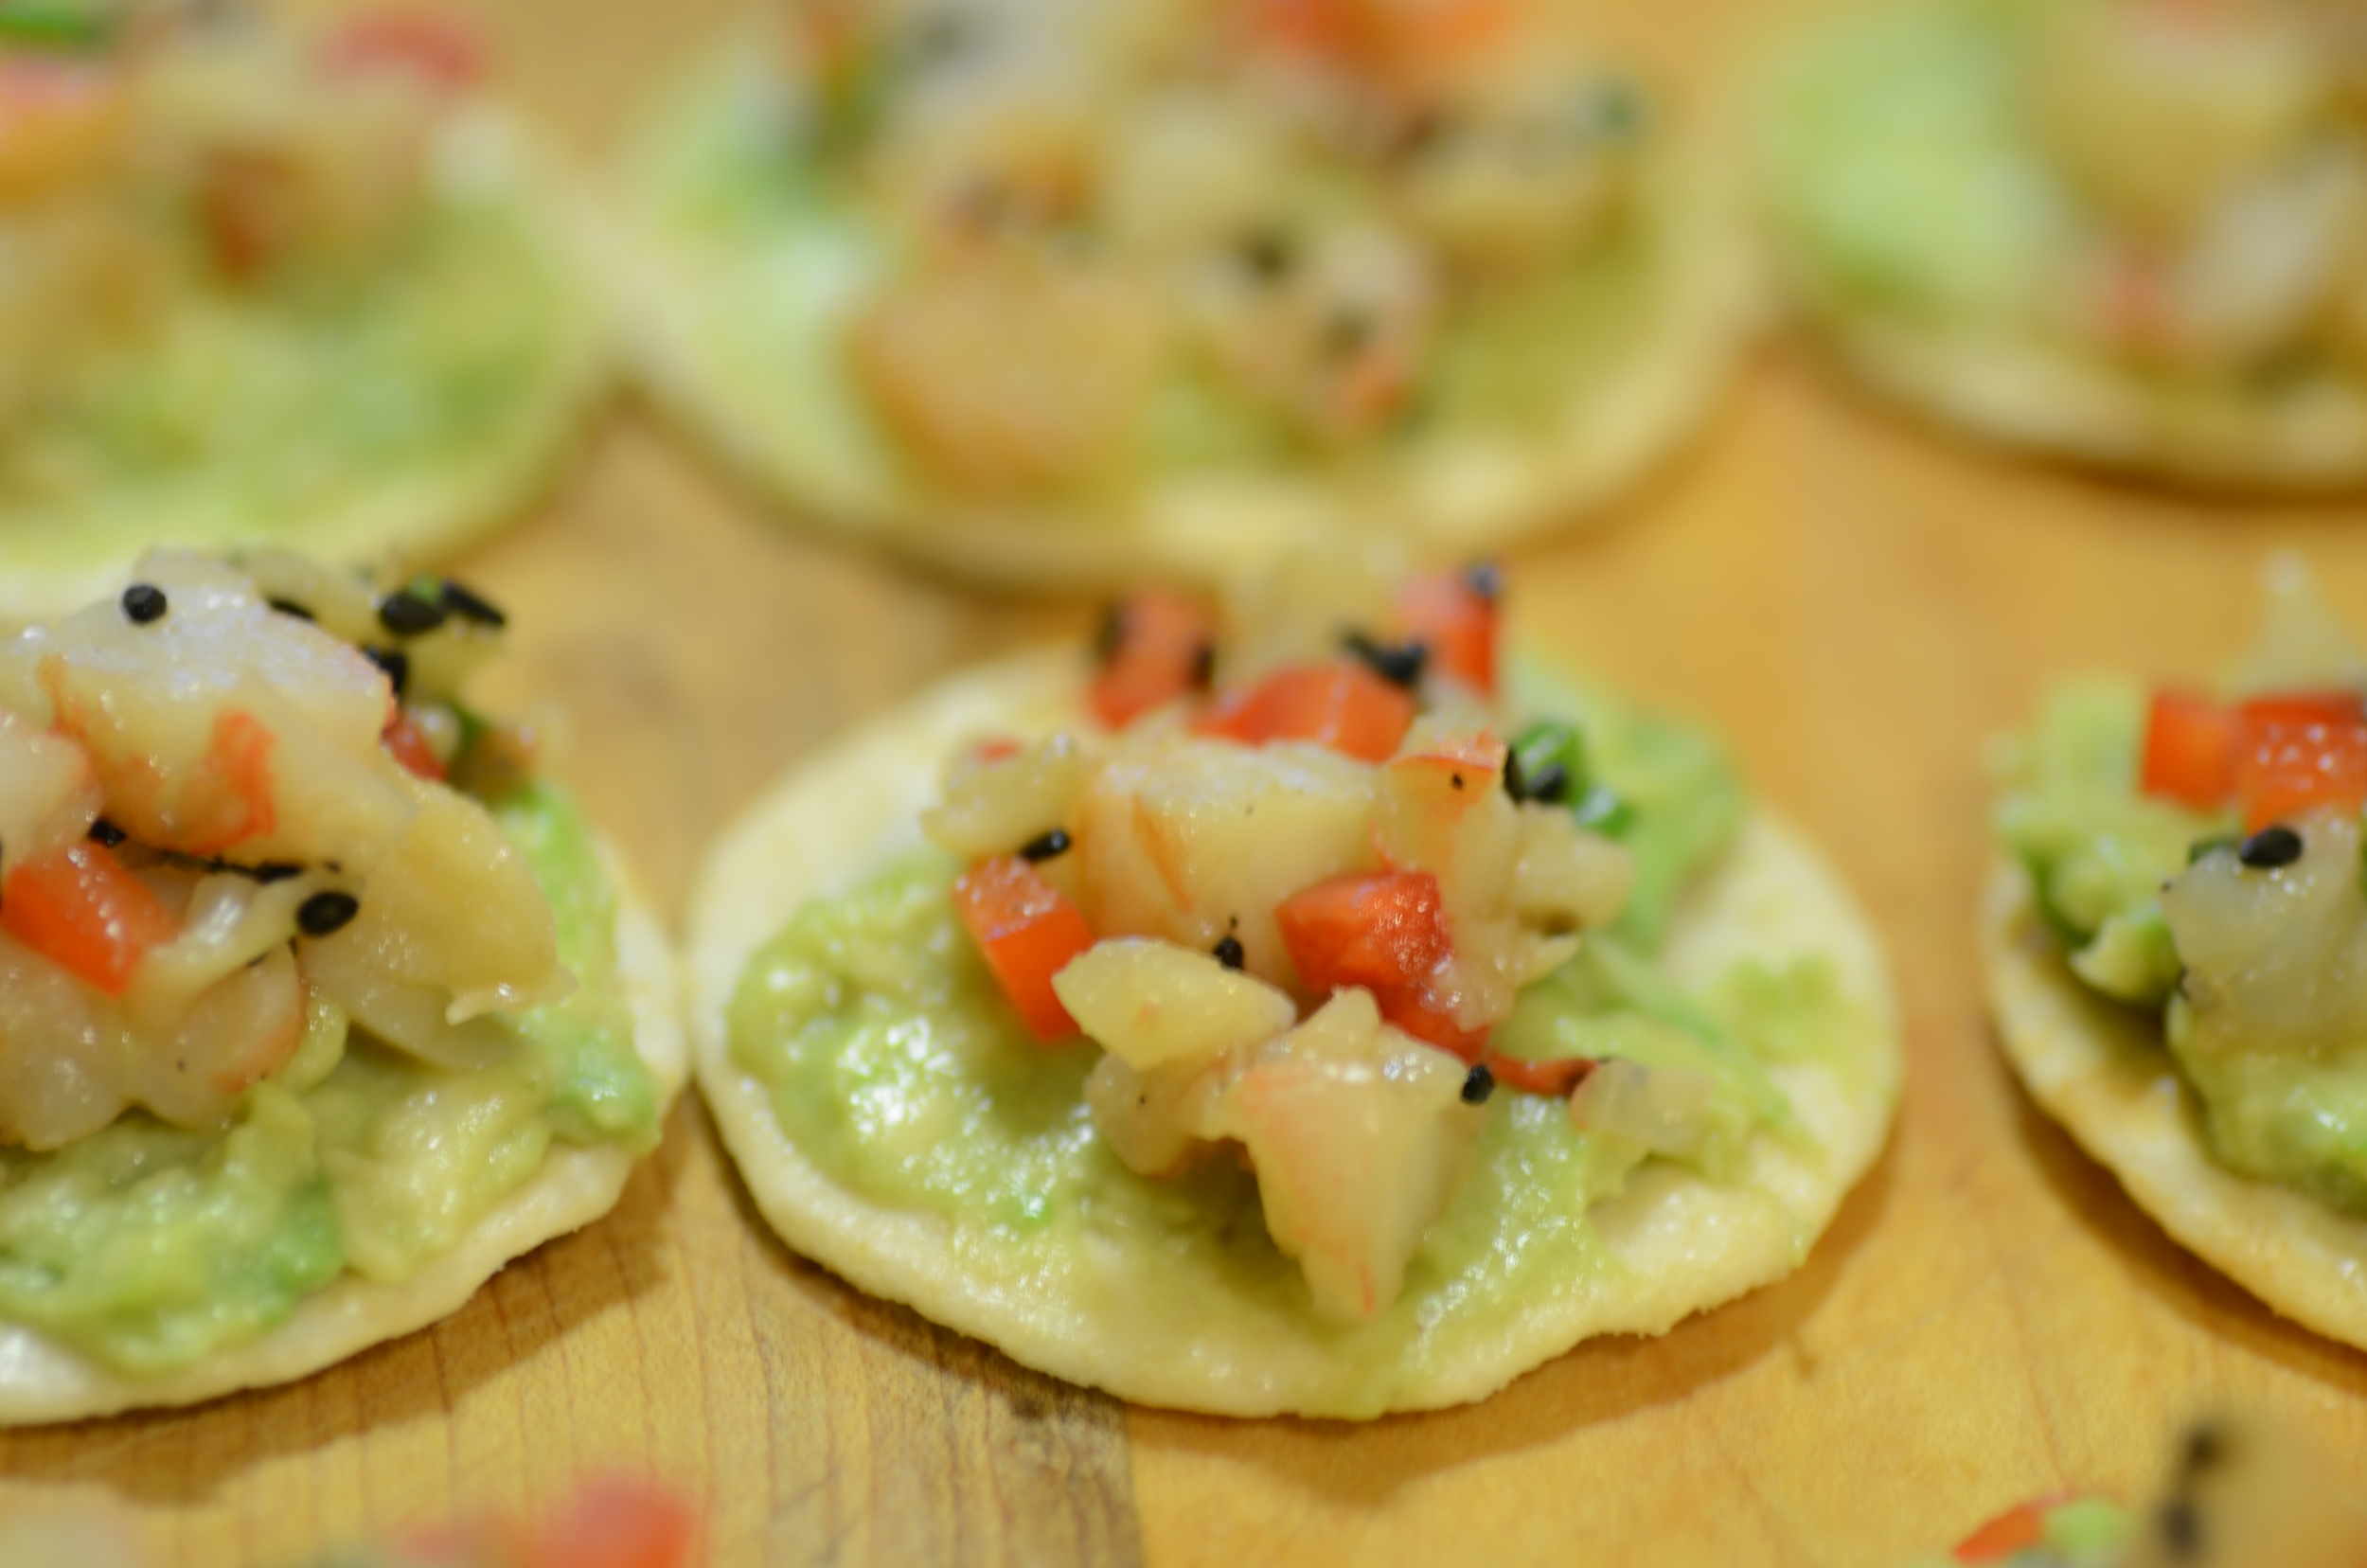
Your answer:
1993,681 -> 2367,1212
725,707 -> 1848,1400
0,186 -> 582,571
0,784 -> 658,1376
1760,0 -> 2066,325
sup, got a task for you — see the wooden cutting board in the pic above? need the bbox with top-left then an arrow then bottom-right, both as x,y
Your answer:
9,2 -> 2367,1563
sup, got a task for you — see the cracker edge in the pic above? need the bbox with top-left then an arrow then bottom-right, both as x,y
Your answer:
1983,855 -> 2367,1348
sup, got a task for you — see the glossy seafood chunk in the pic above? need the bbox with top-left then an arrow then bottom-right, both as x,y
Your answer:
1075,736 -> 1378,988
24,553 -> 414,870
1196,989 -> 1484,1322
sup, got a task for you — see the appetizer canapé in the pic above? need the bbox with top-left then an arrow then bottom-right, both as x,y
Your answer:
614,0 -> 1753,588
687,557 -> 1897,1417
0,550 -> 682,1425
0,2 -> 604,616
1909,1420 -> 2365,1568
1758,0 -> 2367,487
1987,562 -> 2367,1347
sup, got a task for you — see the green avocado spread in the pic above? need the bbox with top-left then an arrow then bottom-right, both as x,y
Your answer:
1761,0 -> 2068,325
726,694 -> 1851,1393
1996,627 -> 2367,1214
0,190 -> 582,568
0,784 -> 657,1377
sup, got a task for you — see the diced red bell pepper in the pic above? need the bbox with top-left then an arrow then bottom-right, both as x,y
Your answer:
1274,870 -> 1487,1057
1090,591 -> 1217,729
1396,568 -> 1499,696
1,841 -> 178,995
2234,691 -> 2367,831
1196,662 -> 1415,762
1483,1052 -> 1595,1096
382,711 -> 447,783
1951,1494 -> 2070,1563
1276,871 -> 1451,992
525,1477 -> 700,1568
952,856 -> 1095,1042
1376,986 -> 1490,1060
2138,690 -> 2236,810
322,11 -> 486,90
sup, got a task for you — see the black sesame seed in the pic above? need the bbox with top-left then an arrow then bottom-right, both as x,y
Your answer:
1091,602 -> 1127,665
1462,1063 -> 1495,1104
1189,641 -> 1217,689
1502,749 -> 1525,802
364,647 -> 410,700
1018,829 -> 1071,863
1464,561 -> 1504,603
1239,228 -> 1295,281
1212,935 -> 1245,970
438,579 -> 507,629
2180,1422 -> 2228,1480
2237,825 -> 2303,870
1523,762 -> 1570,807
265,597 -> 316,623
121,584 -> 167,625
1343,632 -> 1428,689
2158,1498 -> 2201,1562
296,891 -> 359,937
197,854 -> 305,882
87,818 -> 125,847
377,590 -> 447,637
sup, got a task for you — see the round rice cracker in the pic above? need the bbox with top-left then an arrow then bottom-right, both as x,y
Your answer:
0,107 -> 612,625
609,69 -> 1760,593
685,651 -> 1902,1417
0,845 -> 686,1427
1983,859 -> 2367,1349
1799,297 -> 2367,493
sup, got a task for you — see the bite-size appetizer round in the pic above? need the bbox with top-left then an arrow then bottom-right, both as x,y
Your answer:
1986,562 -> 2367,1347
1904,1419 -> 2367,1568
0,1 -> 606,618
612,0 -> 1754,590
1757,0 -> 2367,488
0,550 -> 683,1425
687,555 -> 1898,1417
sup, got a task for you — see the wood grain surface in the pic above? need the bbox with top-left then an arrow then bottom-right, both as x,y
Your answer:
9,1 -> 2367,1563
